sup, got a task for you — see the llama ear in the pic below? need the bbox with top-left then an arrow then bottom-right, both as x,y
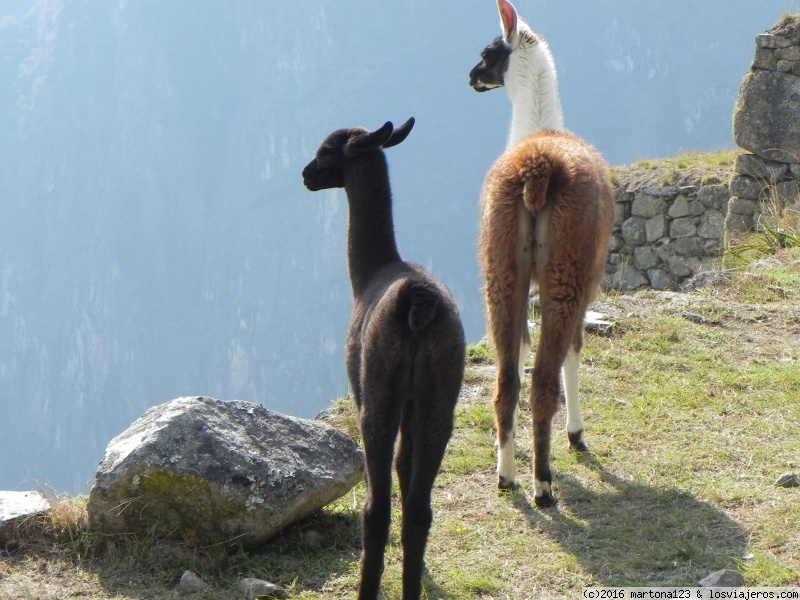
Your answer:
345,121 -> 394,156
497,0 -> 518,44
382,117 -> 415,149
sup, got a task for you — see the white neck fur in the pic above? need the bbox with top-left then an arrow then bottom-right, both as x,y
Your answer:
505,30 -> 564,147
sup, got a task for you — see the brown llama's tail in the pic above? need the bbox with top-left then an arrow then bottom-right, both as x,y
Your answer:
519,154 -> 557,214
406,281 -> 440,335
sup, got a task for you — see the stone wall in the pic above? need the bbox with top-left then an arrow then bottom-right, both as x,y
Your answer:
606,181 -> 729,291
604,15 -> 800,291
729,17 -> 800,241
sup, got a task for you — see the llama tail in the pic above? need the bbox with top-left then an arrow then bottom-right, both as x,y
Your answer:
519,154 -> 557,214
406,281 -> 440,335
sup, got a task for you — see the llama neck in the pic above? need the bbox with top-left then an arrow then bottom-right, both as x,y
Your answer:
343,153 -> 402,295
505,39 -> 564,146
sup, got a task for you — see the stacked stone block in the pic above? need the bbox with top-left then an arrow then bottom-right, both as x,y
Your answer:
729,18 -> 800,241
606,183 -> 728,291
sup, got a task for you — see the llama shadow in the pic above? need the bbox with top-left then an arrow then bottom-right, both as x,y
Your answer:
508,452 -> 748,586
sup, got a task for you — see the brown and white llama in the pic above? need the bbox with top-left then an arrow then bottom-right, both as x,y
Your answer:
469,0 -> 614,507
302,118 -> 465,599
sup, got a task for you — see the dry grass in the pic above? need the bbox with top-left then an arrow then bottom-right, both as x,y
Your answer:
2,251 -> 799,599
610,149 -> 737,189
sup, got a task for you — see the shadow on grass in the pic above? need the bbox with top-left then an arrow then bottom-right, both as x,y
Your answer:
508,452 -> 748,586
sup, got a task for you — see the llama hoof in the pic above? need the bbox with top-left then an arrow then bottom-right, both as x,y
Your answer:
534,491 -> 556,508
497,476 -> 518,491
567,430 -> 588,452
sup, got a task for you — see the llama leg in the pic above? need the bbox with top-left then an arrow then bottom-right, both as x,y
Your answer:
492,300 -> 527,489
563,328 -> 587,451
531,293 -> 582,507
358,459 -> 392,600
400,472 -> 435,600
519,294 -> 532,381
494,311 -> 531,489
395,425 -> 427,600
530,353 -> 561,508
400,394 -> 456,600
486,229 -> 533,489
358,401 -> 401,600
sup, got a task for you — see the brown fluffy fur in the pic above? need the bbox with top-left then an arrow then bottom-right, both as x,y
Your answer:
479,129 -> 614,507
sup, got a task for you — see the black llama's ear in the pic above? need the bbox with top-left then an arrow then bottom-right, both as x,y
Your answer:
345,122 -> 394,157
382,117 -> 415,149
497,0 -> 518,44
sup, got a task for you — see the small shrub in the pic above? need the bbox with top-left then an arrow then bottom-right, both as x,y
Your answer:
466,339 -> 493,364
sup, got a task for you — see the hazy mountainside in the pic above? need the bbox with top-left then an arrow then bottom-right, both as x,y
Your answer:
0,0 -> 797,494
0,0 -> 491,494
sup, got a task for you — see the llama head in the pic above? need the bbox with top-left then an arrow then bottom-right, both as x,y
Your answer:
302,118 -> 415,191
469,0 -> 539,92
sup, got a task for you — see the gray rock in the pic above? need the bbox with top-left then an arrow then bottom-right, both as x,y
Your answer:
756,34 -> 792,50
734,69 -> 800,164
697,185 -> 731,212
774,472 -> 799,488
697,210 -> 725,239
699,569 -> 745,587
752,47 -> 777,71
239,577 -> 285,600
673,236 -> 708,257
632,193 -> 666,218
615,188 -> 634,204
621,216 -> 647,245
687,257 -> 714,276
776,45 -> 800,61
645,214 -> 668,242
608,234 -> 625,252
634,246 -> 660,270
610,264 -> 649,291
642,186 -> 678,198
734,153 -> 768,178
613,201 -> 629,226
776,179 -> 799,203
668,195 -> 691,218
725,212 -> 756,235
180,570 -> 209,593
689,199 -> 707,217
682,270 -> 732,291
646,268 -> 673,290
87,397 -> 364,548
729,176 -> 764,201
703,237 -> 724,255
748,257 -> 784,272
667,255 -> 694,278
0,491 -> 50,542
727,197 -> 759,216
670,217 -> 697,238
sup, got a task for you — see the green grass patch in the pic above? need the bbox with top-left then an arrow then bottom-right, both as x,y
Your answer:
4,262 -> 800,598
465,339 -> 493,364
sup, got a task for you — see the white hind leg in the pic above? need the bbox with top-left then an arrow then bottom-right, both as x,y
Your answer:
562,346 -> 587,451
496,411 -> 516,486
518,314 -> 532,383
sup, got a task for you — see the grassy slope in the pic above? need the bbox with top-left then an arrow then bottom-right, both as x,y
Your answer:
3,142 -> 799,598
2,251 -> 798,599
